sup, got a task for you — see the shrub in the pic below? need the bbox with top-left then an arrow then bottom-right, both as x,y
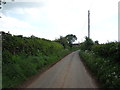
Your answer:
2,32 -> 73,88
91,42 -> 120,62
79,37 -> 94,51
79,50 -> 120,88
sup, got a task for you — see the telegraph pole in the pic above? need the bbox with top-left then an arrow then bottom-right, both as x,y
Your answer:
88,10 -> 90,38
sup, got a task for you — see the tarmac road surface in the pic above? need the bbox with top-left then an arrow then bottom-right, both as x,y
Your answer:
27,50 -> 98,88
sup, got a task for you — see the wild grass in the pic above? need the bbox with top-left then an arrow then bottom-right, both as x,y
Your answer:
3,49 -> 70,88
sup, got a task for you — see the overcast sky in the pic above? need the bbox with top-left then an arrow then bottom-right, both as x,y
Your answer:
0,0 -> 119,43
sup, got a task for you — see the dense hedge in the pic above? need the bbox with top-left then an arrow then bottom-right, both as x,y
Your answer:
79,42 -> 120,88
91,42 -> 120,62
2,32 -> 64,56
2,32 -> 71,88
80,51 -> 120,88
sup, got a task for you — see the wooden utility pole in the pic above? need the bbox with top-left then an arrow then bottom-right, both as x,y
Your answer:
88,10 -> 90,38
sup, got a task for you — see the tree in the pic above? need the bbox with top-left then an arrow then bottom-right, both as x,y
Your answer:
80,36 -> 94,51
59,36 -> 68,48
65,34 -> 77,47
84,36 -> 94,50
54,36 -> 68,49
95,40 -> 99,45
54,34 -> 77,48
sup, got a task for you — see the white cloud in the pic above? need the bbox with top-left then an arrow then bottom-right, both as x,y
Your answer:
0,14 -> 40,36
0,0 -> 119,43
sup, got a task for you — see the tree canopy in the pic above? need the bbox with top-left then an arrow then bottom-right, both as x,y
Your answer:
65,34 -> 77,47
55,34 -> 77,48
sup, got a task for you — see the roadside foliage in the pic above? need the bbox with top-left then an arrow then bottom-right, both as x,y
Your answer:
2,32 -> 71,88
92,42 -> 120,62
79,37 -> 120,88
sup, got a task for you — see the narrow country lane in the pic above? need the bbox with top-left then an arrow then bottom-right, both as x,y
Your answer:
26,50 -> 98,88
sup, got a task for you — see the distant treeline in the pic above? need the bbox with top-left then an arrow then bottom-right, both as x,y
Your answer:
2,32 -> 77,88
